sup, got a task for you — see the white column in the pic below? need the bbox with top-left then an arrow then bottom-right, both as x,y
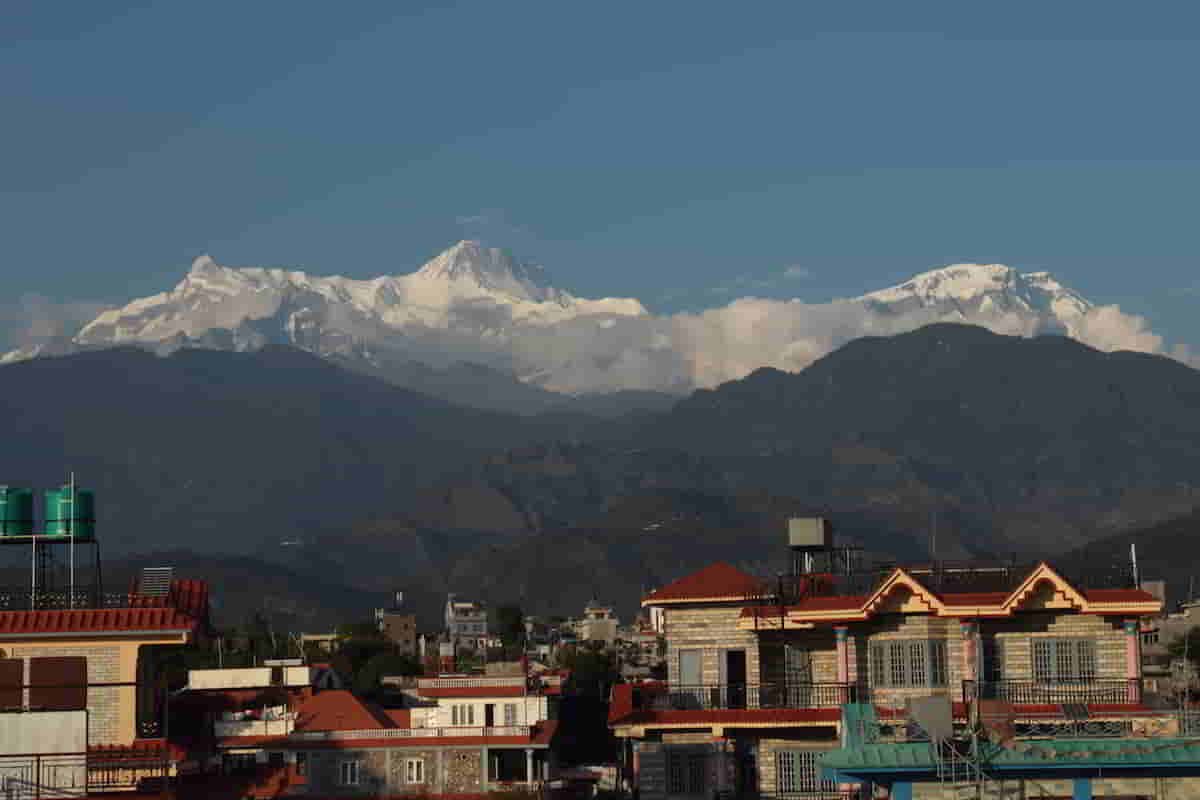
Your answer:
525,748 -> 535,787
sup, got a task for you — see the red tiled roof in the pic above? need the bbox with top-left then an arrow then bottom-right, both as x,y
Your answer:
293,690 -> 393,732
645,563 -> 766,605
0,606 -> 198,637
384,709 -> 411,727
939,592 -> 1011,606
1083,588 -> 1160,603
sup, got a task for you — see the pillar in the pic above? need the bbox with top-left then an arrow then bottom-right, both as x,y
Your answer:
1124,619 -> 1141,703
961,620 -> 978,685
835,626 -> 849,691
481,746 -> 488,790
1073,777 -> 1092,800
525,748 -> 534,787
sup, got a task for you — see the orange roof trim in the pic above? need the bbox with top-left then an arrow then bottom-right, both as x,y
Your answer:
736,562 -> 1160,630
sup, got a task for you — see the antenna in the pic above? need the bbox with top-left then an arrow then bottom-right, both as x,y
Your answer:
1130,543 -> 1140,588
69,472 -> 76,609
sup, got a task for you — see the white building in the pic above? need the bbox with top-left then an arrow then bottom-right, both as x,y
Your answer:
445,594 -> 489,650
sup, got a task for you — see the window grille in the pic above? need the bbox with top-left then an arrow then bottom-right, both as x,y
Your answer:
1033,639 -> 1097,682
776,750 -> 836,795
667,752 -> 706,795
908,641 -> 927,686
406,758 -> 424,783
340,760 -> 361,786
869,640 -> 949,687
504,703 -> 519,726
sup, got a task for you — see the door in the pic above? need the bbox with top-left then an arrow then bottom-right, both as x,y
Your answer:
724,650 -> 747,709
785,644 -> 813,707
485,703 -> 495,728
678,650 -> 703,708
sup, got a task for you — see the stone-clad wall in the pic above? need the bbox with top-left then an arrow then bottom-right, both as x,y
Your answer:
758,630 -> 838,685
664,605 -> 759,686
853,615 -> 965,706
757,737 -> 838,797
982,612 -> 1127,680
304,745 -> 489,795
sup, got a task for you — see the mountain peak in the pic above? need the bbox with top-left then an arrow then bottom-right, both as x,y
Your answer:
413,240 -> 555,302
190,254 -> 220,274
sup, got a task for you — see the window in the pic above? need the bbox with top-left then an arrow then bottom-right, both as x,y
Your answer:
868,640 -> 949,688
406,758 -> 425,783
452,704 -> 475,726
295,752 -> 308,777
340,760 -> 361,786
504,703 -> 518,726
225,753 -> 256,775
678,649 -> 702,686
667,751 -> 706,795
29,656 -> 87,711
1032,639 -> 1097,682
776,750 -> 836,796
784,645 -> 812,683
268,752 -> 284,768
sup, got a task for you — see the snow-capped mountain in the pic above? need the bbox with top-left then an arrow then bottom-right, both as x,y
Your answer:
75,241 -> 645,354
856,263 -> 1093,336
3,248 -> 1163,402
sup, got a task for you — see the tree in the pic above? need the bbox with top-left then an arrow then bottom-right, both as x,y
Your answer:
558,645 -> 617,698
1168,626 -> 1200,668
492,605 -> 525,646
353,652 -> 423,696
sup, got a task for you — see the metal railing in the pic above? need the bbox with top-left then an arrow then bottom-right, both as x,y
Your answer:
291,724 -> 533,741
637,682 -> 859,711
964,678 -> 1142,705
0,750 -> 170,798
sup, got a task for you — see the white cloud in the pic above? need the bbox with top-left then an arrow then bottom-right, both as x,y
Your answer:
782,264 -> 813,280
0,294 -> 113,354
502,294 -> 1180,395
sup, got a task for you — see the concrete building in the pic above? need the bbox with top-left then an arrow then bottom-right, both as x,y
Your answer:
579,600 -> 619,647
608,521 -> 1198,800
0,576 -> 210,795
190,662 -> 562,798
445,595 -> 489,651
376,610 -> 418,657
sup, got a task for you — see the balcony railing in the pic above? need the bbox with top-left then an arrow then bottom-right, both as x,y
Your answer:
291,724 -> 533,742
964,678 -> 1142,705
638,683 -> 859,711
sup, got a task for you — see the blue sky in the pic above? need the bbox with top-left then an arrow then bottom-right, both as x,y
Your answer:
3,1 -> 1198,347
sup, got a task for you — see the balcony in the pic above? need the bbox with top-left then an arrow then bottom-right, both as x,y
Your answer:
637,683 -> 859,711
964,678 -> 1143,706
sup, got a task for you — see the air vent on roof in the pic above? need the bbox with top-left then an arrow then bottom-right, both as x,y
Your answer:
139,567 -> 173,597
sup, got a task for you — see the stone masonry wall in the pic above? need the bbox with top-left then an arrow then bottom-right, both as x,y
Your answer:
664,605 -> 759,688
854,615 -> 964,707
982,612 -> 1127,681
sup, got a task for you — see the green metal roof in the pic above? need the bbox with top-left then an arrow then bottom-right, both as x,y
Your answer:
822,738 -> 1200,774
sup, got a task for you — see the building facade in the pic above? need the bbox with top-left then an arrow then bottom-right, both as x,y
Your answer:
609,551 -> 1197,800
193,664 -> 561,798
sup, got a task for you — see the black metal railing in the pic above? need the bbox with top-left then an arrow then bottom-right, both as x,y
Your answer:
638,682 -> 860,711
964,678 -> 1142,705
0,588 -> 142,612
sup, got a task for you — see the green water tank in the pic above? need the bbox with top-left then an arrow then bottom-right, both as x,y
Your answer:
0,488 -> 35,536
43,487 -> 95,540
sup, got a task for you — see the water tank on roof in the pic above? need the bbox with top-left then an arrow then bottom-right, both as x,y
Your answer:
0,487 -> 35,536
43,487 -> 95,540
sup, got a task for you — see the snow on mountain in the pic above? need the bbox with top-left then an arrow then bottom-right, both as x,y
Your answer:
3,251 -> 1168,398
856,263 -> 1094,337
73,241 -> 647,356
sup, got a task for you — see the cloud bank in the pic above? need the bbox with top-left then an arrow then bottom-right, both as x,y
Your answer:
507,295 -> 1175,394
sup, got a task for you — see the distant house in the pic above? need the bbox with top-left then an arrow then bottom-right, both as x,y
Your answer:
579,599 -> 619,647
445,594 -> 489,650
376,597 -> 418,657
188,657 -> 562,797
